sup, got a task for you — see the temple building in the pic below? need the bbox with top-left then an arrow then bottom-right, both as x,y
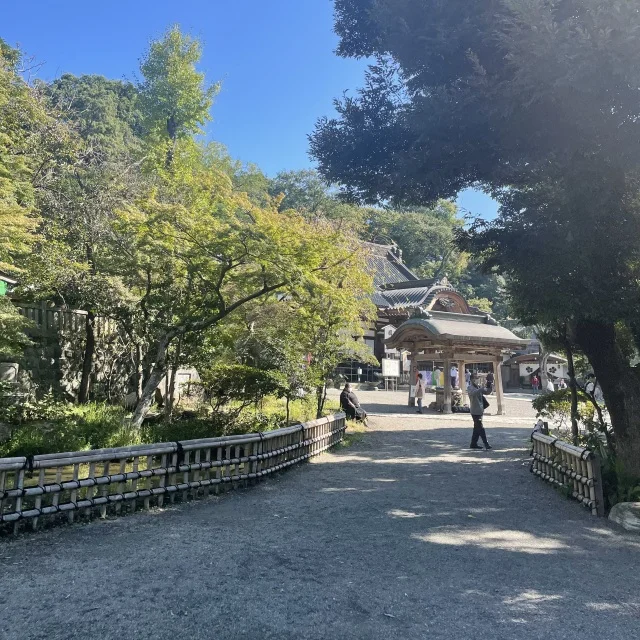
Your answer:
361,243 -> 479,362
358,243 -> 528,414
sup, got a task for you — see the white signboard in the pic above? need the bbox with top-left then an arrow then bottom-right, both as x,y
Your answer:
383,325 -> 398,355
381,358 -> 401,378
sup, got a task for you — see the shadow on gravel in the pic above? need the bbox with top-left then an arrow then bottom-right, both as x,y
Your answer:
1,423 -> 638,640
306,424 -> 640,634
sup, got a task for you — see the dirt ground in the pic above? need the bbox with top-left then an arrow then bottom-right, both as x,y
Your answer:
1,413 -> 638,640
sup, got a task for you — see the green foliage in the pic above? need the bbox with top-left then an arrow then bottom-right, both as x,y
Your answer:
602,458 -> 640,508
268,170 -> 506,316
45,74 -> 142,156
0,296 -> 31,355
139,25 -> 219,168
532,389 -> 572,424
466,297 -> 493,314
315,0 -> 640,204
532,389 -> 594,432
0,401 -> 135,457
314,0 -> 640,477
0,40 -> 43,273
0,391 -> 339,458
197,364 -> 279,412
364,201 -> 467,280
142,412 -> 282,443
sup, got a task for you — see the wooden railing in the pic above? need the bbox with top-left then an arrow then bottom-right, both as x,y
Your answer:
530,433 -> 604,516
0,413 -> 346,534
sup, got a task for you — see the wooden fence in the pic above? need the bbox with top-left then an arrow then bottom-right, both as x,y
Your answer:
0,413 -> 346,534
530,433 -> 605,516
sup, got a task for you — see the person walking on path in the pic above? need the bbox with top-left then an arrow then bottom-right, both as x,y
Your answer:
486,369 -> 495,394
415,373 -> 426,414
467,373 -> 492,450
531,374 -> 540,394
450,364 -> 459,389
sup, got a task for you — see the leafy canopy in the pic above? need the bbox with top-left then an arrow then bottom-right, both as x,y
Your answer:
139,26 -> 219,168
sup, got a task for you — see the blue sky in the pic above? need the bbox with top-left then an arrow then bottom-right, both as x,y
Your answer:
2,0 -> 497,218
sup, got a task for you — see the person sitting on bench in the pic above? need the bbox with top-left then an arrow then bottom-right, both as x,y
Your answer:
340,383 -> 368,424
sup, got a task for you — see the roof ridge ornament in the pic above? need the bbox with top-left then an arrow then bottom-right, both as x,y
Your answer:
484,313 -> 498,326
410,306 -> 432,319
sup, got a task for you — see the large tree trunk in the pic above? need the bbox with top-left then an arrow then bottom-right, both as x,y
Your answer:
563,338 -> 579,446
131,335 -> 172,428
316,384 -> 326,419
165,337 -> 183,419
78,311 -> 96,404
575,319 -> 640,478
135,343 -> 143,402
538,350 -> 550,390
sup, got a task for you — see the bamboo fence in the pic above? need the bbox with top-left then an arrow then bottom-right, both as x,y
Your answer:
0,413 -> 346,535
530,433 -> 604,516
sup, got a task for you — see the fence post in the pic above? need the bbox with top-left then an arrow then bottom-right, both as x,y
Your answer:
589,452 -> 605,517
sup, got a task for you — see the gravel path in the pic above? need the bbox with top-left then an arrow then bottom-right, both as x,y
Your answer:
1,415 -> 638,640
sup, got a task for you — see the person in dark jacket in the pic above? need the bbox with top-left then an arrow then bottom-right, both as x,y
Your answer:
340,383 -> 367,424
467,373 -> 492,450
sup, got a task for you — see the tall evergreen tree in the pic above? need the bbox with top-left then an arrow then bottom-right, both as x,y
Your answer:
312,0 -> 640,476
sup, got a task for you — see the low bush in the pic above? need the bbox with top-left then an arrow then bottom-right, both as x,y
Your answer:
0,391 -> 341,457
0,402 -> 138,457
142,412 -> 283,443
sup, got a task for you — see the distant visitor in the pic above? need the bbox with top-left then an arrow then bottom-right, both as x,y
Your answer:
340,383 -> 368,425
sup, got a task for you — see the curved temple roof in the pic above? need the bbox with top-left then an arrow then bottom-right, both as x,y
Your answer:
385,312 -> 528,352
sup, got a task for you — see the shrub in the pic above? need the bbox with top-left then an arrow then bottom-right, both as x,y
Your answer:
197,364 -> 279,413
0,420 -> 88,457
142,411 -> 283,443
0,401 -> 137,457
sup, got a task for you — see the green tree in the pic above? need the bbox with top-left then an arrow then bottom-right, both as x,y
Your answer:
116,156 -> 369,426
45,74 -> 142,156
365,201 -> 467,280
138,25 -> 219,169
0,40 -> 44,273
235,258 -> 376,419
269,169 -> 364,229
312,0 -> 640,477
28,74 -> 144,402
0,40 -> 70,356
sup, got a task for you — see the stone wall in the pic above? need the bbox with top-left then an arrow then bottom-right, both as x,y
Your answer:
11,304 -> 134,401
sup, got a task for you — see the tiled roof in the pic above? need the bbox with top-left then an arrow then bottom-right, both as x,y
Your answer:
386,313 -> 529,350
377,287 -> 432,307
362,243 -> 470,313
362,243 -> 418,289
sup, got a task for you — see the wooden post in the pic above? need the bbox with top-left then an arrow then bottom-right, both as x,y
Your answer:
68,463 -> 80,524
13,467 -> 25,535
408,344 -> 417,407
589,453 -> 605,517
443,356 -> 452,414
495,359 -> 505,415
32,468 -> 45,531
